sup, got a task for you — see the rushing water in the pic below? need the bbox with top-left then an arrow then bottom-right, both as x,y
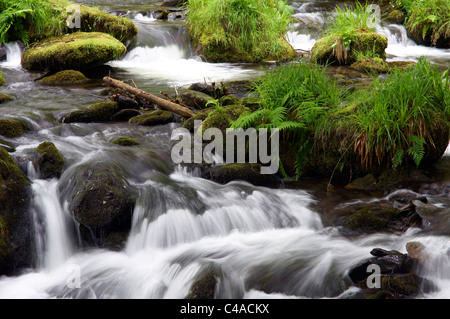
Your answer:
0,0 -> 449,299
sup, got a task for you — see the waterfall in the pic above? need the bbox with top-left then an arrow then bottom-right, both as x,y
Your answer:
0,41 -> 22,68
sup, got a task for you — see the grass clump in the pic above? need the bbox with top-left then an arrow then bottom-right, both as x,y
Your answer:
186,0 -> 297,62
231,58 -> 450,179
395,0 -> 450,47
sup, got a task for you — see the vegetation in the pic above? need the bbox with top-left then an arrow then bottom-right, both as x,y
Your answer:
311,2 -> 388,65
231,58 -> 450,179
186,0 -> 297,62
394,0 -> 450,47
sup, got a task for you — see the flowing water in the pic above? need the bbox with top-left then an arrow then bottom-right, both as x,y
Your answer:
0,0 -> 449,299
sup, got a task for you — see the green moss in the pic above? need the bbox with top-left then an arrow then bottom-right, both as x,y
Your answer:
0,94 -> 13,104
36,142 -> 64,179
345,206 -> 399,231
0,215 -> 11,261
62,101 -> 119,123
351,57 -> 390,74
112,137 -> 140,146
182,108 -> 214,132
241,97 -> 261,112
311,32 -> 388,65
129,110 -> 174,126
381,273 -> 421,297
202,105 -> 251,134
37,70 -> 88,85
21,32 -> 127,71
219,95 -> 241,106
0,119 -> 29,138
0,75 -> 5,86
181,90 -> 215,109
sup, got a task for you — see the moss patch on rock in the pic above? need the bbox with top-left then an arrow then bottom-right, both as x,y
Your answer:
0,119 -> 29,138
0,75 -> 5,86
37,70 -> 88,85
62,101 -> 119,123
181,90 -> 215,109
129,110 -> 174,126
351,57 -> 389,73
311,32 -> 388,65
112,137 -> 140,146
36,141 -> 64,179
22,32 -> 127,71
182,108 -> 214,132
345,206 -> 399,231
0,94 -> 13,104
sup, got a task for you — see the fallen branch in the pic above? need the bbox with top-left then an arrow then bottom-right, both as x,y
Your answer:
103,76 -> 195,118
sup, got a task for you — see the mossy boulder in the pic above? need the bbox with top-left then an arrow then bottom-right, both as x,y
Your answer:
311,31 -> 388,65
219,95 -> 241,106
345,206 -> 400,231
241,97 -> 261,112
0,119 -> 29,138
0,148 -> 32,275
181,90 -> 215,109
0,94 -> 13,104
129,110 -> 174,126
37,70 -> 88,85
0,139 -> 15,152
351,57 -> 389,74
35,142 -> 64,179
182,108 -> 214,132
112,137 -> 140,146
62,101 -> 119,123
381,273 -> 422,298
22,32 -> 127,71
201,105 -> 251,135
69,168 -> 137,247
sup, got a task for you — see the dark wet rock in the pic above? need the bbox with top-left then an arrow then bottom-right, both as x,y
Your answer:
186,267 -> 218,299
381,273 -> 422,298
181,90 -> 215,109
412,200 -> 450,234
186,82 -> 226,99
0,148 -> 32,275
35,142 -> 64,179
69,168 -> 137,247
0,94 -> 14,104
203,163 -> 279,187
62,101 -> 119,123
0,45 -> 6,61
0,119 -> 30,138
111,109 -> 141,122
110,95 -> 139,110
348,253 -> 412,283
111,137 -> 140,146
129,110 -> 175,126
370,248 -> 403,257
156,10 -> 169,20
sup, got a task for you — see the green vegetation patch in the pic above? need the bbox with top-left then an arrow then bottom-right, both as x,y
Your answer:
38,70 -> 88,85
186,0 -> 297,63
112,137 -> 140,146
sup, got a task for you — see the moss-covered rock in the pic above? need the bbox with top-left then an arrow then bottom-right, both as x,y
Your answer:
69,168 -> 137,247
386,10 -> 406,24
0,94 -> 13,104
182,108 -> 214,132
111,109 -> 141,122
345,206 -> 399,231
62,101 -> 119,123
22,32 -> 127,71
37,70 -> 88,85
35,142 -> 64,179
0,139 -> 15,152
311,32 -> 388,65
0,75 -> 5,86
219,95 -> 241,106
112,137 -> 140,146
129,110 -> 174,126
0,148 -> 32,275
0,119 -> 29,138
241,96 -> 261,112
351,57 -> 389,74
381,273 -> 422,298
181,90 -> 215,109
201,105 -> 251,135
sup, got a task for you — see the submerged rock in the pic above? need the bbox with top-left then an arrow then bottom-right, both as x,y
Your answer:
22,32 -> 127,72
111,137 -> 140,146
35,142 -> 65,179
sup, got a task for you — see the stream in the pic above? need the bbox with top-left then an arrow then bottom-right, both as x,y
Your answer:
0,0 -> 449,299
